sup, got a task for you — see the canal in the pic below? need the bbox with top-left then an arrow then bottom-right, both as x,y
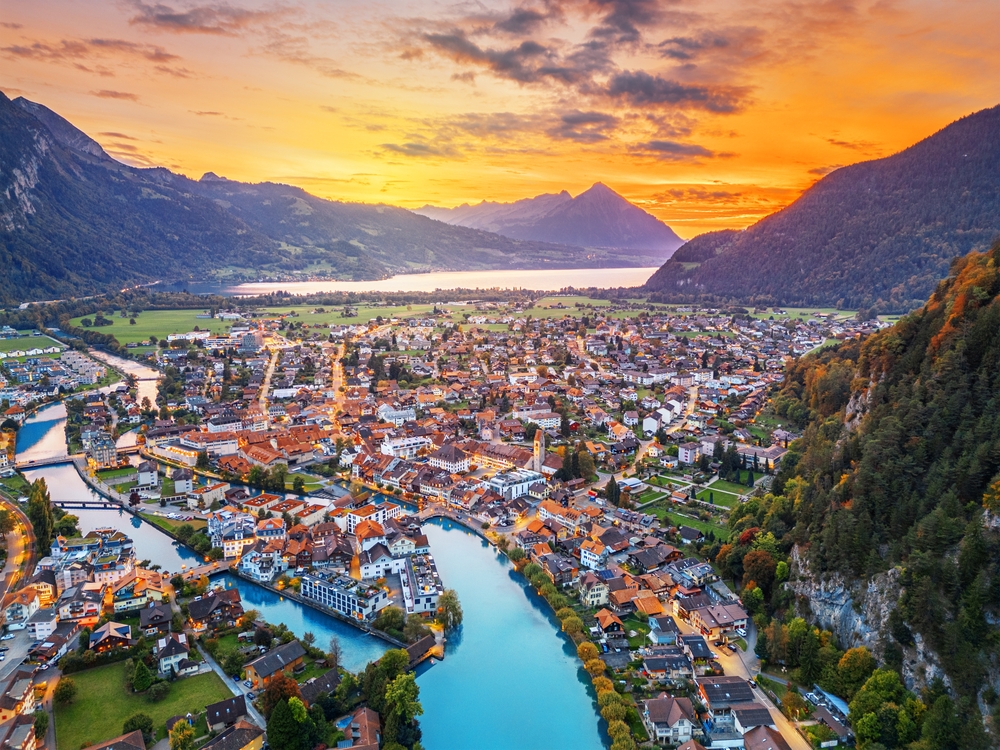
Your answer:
15,401 -> 606,747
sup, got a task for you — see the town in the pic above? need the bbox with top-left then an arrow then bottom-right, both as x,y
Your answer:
0,297 -> 889,750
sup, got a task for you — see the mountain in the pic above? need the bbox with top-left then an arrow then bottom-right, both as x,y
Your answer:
414,182 -> 684,258
644,104 -> 1000,312
761,244 -> 1000,745
0,93 -> 644,305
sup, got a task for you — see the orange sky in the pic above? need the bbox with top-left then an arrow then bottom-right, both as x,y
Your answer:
2,0 -> 998,238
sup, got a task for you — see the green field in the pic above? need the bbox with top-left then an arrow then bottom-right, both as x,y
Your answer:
647,504 -> 729,539
53,661 -> 231,750
0,335 -> 64,353
747,306 -> 856,322
709,477 -> 755,495
697,488 -> 740,507
140,512 -> 207,533
70,310 -> 231,345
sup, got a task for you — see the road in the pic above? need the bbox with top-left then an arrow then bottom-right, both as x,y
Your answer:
0,495 -> 36,601
258,348 -> 279,417
200,648 -> 267,729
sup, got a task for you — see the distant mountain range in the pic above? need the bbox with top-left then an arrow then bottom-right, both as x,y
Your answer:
0,94 -> 663,304
415,183 -> 684,255
645,104 -> 1000,312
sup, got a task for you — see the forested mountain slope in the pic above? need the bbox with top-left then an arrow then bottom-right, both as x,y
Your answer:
763,246 -> 1000,748
644,104 -> 1000,312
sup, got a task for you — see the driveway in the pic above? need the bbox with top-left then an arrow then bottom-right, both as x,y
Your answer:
199,649 -> 266,729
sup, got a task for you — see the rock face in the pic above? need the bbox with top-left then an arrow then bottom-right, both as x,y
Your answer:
789,547 -> 948,693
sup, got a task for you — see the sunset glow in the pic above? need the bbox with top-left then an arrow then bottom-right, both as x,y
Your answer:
3,0 -> 999,237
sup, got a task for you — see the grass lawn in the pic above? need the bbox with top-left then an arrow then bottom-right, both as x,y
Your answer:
140,512 -> 207,533
0,335 -> 64,353
0,474 -> 31,497
647,504 -> 729,540
70,310 -> 231,345
54,661 -> 232,750
96,468 -> 137,481
636,489 -> 666,504
696,488 -> 740,508
709,479 -> 753,496
622,617 -> 651,648
757,675 -> 788,700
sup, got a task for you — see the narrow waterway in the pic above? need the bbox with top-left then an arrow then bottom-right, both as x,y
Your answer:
418,521 -> 605,750
14,405 -> 607,743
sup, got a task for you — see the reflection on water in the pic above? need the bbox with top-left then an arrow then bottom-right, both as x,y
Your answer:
417,521 -> 604,750
191,266 -> 660,297
15,403 -> 68,462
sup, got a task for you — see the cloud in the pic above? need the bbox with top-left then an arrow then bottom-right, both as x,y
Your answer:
260,32 -> 359,79
548,109 -> 619,142
0,22 -> 23,30
808,164 -> 843,176
423,32 -> 583,85
91,89 -> 139,100
128,1 -> 280,35
380,142 -> 459,158
638,139 -> 717,159
99,131 -> 138,139
86,38 -> 178,62
605,70 -> 747,112
494,7 -> 550,35
587,0 -> 662,46
190,110 -> 224,115
826,137 -> 879,151
0,36 -> 188,76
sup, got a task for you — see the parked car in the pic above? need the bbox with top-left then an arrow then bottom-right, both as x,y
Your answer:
736,627 -> 747,637
727,644 -> 738,653
0,634 -> 15,641
244,680 -> 253,688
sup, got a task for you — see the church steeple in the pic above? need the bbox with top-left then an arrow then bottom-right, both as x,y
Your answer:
533,427 -> 545,474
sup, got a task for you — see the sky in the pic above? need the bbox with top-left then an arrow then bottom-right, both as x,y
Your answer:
2,0 -> 998,238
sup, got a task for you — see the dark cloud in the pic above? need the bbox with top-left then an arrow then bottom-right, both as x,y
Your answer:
128,1 -> 279,35
606,70 -> 746,112
808,164 -> 843,176
826,137 -> 878,151
99,131 -> 138,139
658,34 -> 732,61
548,109 -> 618,142
91,89 -> 139,100
588,0 -> 662,45
639,139 -> 716,159
381,142 -> 458,158
0,22 -> 24,30
494,8 -> 549,35
423,32 -> 583,85
451,71 -> 476,84
86,38 -> 178,62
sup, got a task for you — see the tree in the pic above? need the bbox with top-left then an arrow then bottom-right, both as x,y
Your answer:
293,476 -> 306,495
742,549 -> 777,592
373,606 -> 406,635
836,647 -> 877,700
54,678 -> 77,704
220,648 -> 245,676
508,547 -> 525,562
0,510 -> 14,536
266,699 -> 301,750
123,713 -> 155,743
436,589 -> 463,631
782,690 -> 808,720
33,711 -> 48,741
169,720 -> 195,750
26,479 -> 54,555
131,661 -> 153,692
327,636 -> 342,672
195,451 -> 210,470
148,681 -> 170,702
584,659 -> 606,677
382,672 -> 423,745
577,642 -> 599,661
261,674 -> 301,719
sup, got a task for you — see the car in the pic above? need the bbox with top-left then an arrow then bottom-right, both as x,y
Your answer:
244,680 -> 253,688
0,634 -> 15,641
727,644 -> 738,653
247,692 -> 255,700
736,627 -> 747,637
39,663 -> 48,670
713,640 -> 724,647
0,646 -> 9,652
748,679 -> 756,689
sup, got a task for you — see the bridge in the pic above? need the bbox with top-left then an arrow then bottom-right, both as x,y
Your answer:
14,444 -> 140,470
51,500 -> 122,510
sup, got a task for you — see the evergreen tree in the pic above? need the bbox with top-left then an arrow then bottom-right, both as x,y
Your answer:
26,479 -> 54,556
266,699 -> 301,750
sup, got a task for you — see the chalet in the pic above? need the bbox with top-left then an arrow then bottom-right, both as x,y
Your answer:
139,603 -> 172,636
206,696 -> 248,732
90,622 -> 132,653
642,693 -> 697,745
199,721 -> 264,750
187,589 -> 244,633
245,640 -> 306,690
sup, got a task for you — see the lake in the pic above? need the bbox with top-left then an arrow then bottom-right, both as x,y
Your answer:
186,266 -> 659,297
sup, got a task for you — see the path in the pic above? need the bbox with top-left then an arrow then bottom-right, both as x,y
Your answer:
200,648 -> 267,728
0,495 -> 35,599
258,348 -> 279,416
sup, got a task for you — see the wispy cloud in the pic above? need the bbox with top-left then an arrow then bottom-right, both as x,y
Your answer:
128,1 -> 282,35
91,89 -> 139,101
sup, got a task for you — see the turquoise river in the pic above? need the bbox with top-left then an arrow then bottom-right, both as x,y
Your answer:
14,402 -> 606,749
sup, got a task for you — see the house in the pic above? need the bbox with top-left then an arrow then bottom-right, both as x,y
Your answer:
697,675 -> 755,718
0,669 -> 37,723
0,715 -> 37,750
678,443 -> 701,465
579,539 -> 608,570
642,693 -> 697,745
139,603 -> 172,636
577,572 -> 609,608
199,721 -> 264,750
688,603 -> 748,641
206,695 -> 248,731
742,726 -> 792,750
340,707 -> 380,750
428,444 -> 469,473
244,640 -> 306,690
187,589 -> 244,632
136,461 -> 158,488
81,730 -> 147,750
155,633 -> 190,674
171,468 -> 194,494
359,543 -> 404,580
112,569 -> 166,613
732,703 -> 776,734
594,608 -> 624,635
648,615 -> 680,646
2,589 -> 40,630
299,669 -> 342,707
89,622 -> 132,653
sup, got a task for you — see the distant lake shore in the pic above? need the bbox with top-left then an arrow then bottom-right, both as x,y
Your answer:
180,266 -> 659,297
